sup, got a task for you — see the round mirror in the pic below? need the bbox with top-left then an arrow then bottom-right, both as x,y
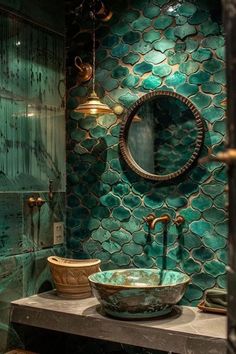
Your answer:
119,91 -> 204,181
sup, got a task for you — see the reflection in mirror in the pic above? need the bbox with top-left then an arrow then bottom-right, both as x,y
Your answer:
128,96 -> 198,175
120,91 -> 204,181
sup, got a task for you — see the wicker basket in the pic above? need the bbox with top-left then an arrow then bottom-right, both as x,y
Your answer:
47,256 -> 101,299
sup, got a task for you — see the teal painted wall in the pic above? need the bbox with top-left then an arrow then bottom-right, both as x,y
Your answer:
67,0 -> 227,307
0,2 -> 65,352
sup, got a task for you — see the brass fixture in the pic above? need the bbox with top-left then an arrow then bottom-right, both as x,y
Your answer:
144,213 -> 170,230
200,148 -> 236,165
74,5 -> 113,115
173,215 -> 185,226
28,196 -> 37,208
36,197 -> 46,208
27,196 -> 46,208
94,0 -> 112,22
74,56 -> 93,83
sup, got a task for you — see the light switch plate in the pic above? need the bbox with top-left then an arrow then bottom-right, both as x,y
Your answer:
53,222 -> 64,245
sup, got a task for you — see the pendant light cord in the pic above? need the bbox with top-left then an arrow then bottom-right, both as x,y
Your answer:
92,0 -> 96,94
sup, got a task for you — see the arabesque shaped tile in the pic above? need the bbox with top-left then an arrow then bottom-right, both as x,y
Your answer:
144,51 -> 166,64
123,53 -> 140,65
154,39 -> 175,52
132,17 -> 151,31
133,40 -> 152,54
192,48 -> 212,62
111,253 -> 130,267
165,72 -> 186,87
176,15 -> 187,25
185,38 -> 199,52
203,207 -> 226,223
184,284 -> 203,302
92,227 -> 110,243
216,249 -> 227,264
188,10 -> 209,25
200,20 -> 220,36
122,216 -> 141,233
111,229 -> 132,245
143,30 -> 161,43
215,221 -> 228,238
123,242 -> 143,257
212,92 -> 227,108
123,31 -> 141,45
191,92 -> 211,109
216,47 -> 225,60
111,67 -> 128,81
118,92 -> 139,107
204,259 -> 225,277
142,75 -> 161,89
167,52 -> 188,65
181,258 -> 201,274
175,42 -> 186,52
143,5 -> 160,18
189,70 -> 211,84
123,194 -> 141,209
102,240 -> 121,253
177,83 -> 198,97
179,61 -> 199,75
112,206 -> 131,221
100,193 -> 120,208
102,218 -> 120,232
144,242 -> 163,257
203,58 -> 224,74
201,182 -> 225,198
175,23 -> 196,39
111,43 -> 129,58
134,62 -> 153,75
192,194 -> 212,211
122,75 -> 140,89
202,82 -> 222,94
192,273 -> 216,290
202,35 -> 224,49
111,21 -> 130,36
133,230 -> 147,246
202,233 -> 226,251
190,220 -> 213,236
178,2 -> 197,17
152,64 -> 172,77
133,254 -> 154,268
153,15 -> 173,30
164,27 -> 177,40
202,106 -> 225,123
213,69 -> 226,85
182,232 -> 202,250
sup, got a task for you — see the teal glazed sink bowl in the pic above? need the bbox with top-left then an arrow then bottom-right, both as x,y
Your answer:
88,268 -> 190,319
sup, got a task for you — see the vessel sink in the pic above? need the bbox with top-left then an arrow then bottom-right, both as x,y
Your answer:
88,268 -> 190,319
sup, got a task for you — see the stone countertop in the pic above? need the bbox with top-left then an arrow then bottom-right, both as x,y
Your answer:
11,291 -> 227,354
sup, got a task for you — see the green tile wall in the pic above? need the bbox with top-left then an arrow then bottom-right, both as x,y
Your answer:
67,0 -> 227,309
0,2 -> 65,353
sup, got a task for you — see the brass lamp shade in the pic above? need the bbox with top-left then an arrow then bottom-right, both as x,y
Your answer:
74,91 -> 113,114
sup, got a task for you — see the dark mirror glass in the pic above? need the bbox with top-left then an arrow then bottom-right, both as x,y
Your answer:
120,91 -> 204,181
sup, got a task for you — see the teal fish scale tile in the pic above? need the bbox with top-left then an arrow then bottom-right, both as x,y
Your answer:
67,0 -> 227,307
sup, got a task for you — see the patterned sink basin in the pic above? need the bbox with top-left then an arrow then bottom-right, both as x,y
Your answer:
88,268 -> 190,319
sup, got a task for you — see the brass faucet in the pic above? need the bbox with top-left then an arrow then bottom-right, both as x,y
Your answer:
144,213 -> 170,230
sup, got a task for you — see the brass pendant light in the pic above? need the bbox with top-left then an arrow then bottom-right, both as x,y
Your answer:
74,3 -> 113,115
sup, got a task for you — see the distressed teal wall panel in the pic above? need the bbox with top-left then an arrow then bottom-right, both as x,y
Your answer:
67,0 -> 227,308
0,3 -> 66,353
0,11 -> 65,191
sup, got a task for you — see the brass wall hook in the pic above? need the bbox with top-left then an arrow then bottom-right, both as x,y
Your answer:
173,215 -> 185,226
74,56 -> 93,83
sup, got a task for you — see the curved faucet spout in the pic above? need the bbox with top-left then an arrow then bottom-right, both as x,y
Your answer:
144,213 -> 170,230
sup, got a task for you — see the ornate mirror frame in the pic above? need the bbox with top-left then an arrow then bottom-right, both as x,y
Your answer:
119,90 -> 204,182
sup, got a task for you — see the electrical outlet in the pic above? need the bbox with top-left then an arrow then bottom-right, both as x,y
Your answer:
53,222 -> 64,245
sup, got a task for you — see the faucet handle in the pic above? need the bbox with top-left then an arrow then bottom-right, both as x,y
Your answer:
173,215 -> 185,226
